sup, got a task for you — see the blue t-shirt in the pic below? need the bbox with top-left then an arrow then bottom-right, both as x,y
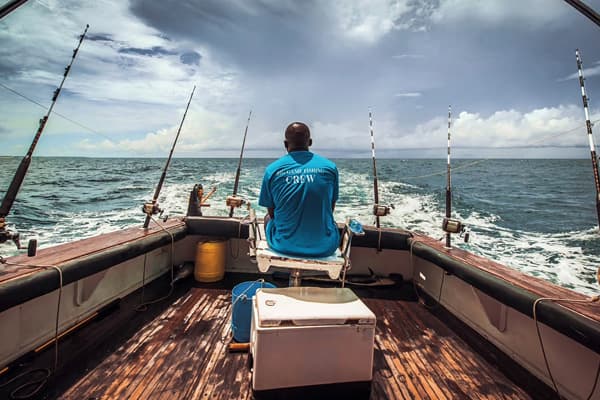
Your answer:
259,151 -> 340,257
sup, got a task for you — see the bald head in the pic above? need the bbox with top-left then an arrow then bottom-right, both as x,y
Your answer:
284,122 -> 312,152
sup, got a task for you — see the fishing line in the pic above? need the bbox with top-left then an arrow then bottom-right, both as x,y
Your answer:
0,82 -> 115,143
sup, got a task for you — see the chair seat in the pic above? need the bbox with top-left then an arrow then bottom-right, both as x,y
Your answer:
256,240 -> 343,279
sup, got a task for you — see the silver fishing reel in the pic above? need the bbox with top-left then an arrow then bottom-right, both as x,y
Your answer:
442,217 -> 469,243
142,201 -> 164,218
226,195 -> 246,209
373,203 -> 393,217
0,218 -> 37,257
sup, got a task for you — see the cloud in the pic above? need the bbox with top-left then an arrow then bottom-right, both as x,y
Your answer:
392,54 -> 424,59
2,0 -> 599,159
561,60 -> 600,81
395,92 -> 421,97
329,0 -> 414,43
399,105 -> 597,150
118,46 -> 178,57
87,33 -> 114,42
180,51 -> 201,66
73,104 -> 240,156
0,0 -> 235,105
431,0 -> 568,25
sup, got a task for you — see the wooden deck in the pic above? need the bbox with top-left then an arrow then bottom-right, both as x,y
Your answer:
57,283 -> 534,400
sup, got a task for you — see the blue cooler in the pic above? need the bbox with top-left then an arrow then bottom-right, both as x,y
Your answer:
231,280 -> 276,342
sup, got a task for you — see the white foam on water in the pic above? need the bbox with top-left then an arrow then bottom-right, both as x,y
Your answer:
2,163 -> 598,297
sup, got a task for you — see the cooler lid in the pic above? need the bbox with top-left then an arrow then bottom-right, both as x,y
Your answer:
255,287 -> 376,327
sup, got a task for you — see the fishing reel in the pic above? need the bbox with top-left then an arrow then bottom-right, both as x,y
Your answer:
0,218 -> 37,257
226,195 -> 246,209
142,201 -> 164,218
373,203 -> 393,217
442,217 -> 470,243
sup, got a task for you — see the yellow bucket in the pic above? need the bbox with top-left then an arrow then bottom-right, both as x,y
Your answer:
194,240 -> 226,282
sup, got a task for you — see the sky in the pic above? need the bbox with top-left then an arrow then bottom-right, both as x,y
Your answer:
1,0 -> 600,158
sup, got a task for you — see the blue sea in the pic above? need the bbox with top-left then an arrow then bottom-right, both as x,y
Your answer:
1,157 -> 599,296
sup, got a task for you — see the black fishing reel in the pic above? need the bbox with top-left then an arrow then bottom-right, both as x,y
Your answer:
373,203 -> 393,217
442,217 -> 470,243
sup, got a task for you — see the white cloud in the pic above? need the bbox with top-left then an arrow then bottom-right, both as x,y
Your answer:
561,60 -> 600,81
392,54 -> 424,59
398,105 -> 598,149
395,92 -> 422,97
431,0 -> 568,25
329,0 -> 413,43
1,0 -> 240,106
73,104 -> 240,156
298,104 -> 599,157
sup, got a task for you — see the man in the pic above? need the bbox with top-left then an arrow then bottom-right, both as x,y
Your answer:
259,122 -> 340,257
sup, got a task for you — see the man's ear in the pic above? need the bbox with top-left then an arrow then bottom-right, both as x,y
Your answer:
284,140 -> 289,150
309,138 -> 313,147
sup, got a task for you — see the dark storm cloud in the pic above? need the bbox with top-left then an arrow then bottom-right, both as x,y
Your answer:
0,64 -> 18,80
129,0 -> 327,74
87,33 -> 114,42
180,51 -> 201,66
125,1 -> 600,127
118,46 -> 177,57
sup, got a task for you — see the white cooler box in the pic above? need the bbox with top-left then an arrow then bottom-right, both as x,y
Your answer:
250,287 -> 376,391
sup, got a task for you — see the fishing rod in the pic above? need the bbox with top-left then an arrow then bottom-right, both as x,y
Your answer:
441,105 -> 468,247
564,0 -> 600,28
0,0 -> 28,19
445,106 -> 453,248
227,110 -> 252,217
0,24 -> 89,253
142,86 -> 196,229
575,49 -> 600,229
368,109 -> 391,230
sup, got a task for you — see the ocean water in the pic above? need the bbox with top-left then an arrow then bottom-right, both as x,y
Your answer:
1,156 -> 599,296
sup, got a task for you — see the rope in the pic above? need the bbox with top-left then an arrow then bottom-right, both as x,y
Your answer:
533,296 -> 600,400
0,263 -> 63,399
136,217 -> 175,311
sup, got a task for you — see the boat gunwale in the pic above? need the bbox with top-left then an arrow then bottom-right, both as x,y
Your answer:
0,218 -> 187,313
1,215 -> 598,355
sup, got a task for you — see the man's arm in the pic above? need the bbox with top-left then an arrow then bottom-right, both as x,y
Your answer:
267,207 -> 275,219
332,202 -> 336,212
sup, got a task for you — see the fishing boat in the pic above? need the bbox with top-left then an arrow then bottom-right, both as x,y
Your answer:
0,197 -> 599,400
1,1 -> 600,400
